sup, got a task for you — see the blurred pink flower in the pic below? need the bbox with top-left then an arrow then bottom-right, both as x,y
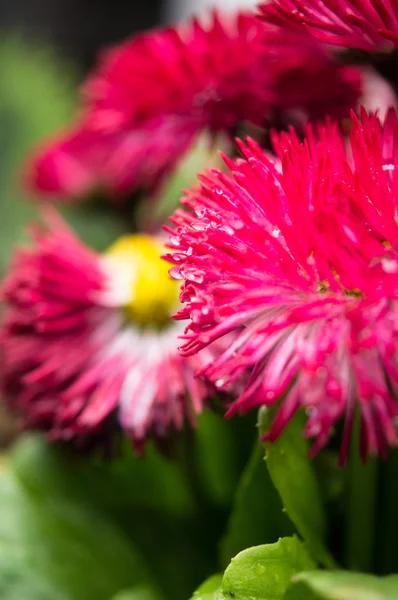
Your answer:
0,214 -> 215,450
27,12 -> 361,202
166,108 -> 398,462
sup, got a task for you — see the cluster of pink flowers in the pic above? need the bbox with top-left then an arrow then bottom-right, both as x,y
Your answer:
3,0 -> 398,459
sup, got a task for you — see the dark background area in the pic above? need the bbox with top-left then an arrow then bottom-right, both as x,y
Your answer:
0,0 -> 163,71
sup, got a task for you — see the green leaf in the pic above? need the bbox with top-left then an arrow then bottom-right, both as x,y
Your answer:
191,575 -> 223,600
0,463 -> 153,600
258,408 -> 335,568
288,571 -> 398,600
221,440 -> 293,565
221,536 -> 316,600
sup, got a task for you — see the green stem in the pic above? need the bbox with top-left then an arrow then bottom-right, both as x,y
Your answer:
376,449 -> 398,574
345,423 -> 378,572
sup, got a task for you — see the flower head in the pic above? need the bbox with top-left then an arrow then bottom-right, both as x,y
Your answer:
166,108 -> 398,462
260,0 -> 398,51
0,213 -> 215,450
27,12 -> 360,201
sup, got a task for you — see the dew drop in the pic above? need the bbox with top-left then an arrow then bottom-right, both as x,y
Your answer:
183,267 -> 204,283
218,224 -> 235,235
271,227 -> 281,239
169,235 -> 182,248
194,206 -> 206,218
382,257 -> 398,273
231,219 -> 244,230
256,565 -> 266,576
307,254 -> 315,266
192,221 -> 209,232
169,266 -> 183,280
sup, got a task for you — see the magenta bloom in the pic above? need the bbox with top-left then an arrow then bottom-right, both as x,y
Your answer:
27,12 -> 360,201
27,118 -> 197,200
260,0 -> 398,51
0,214 -> 214,449
166,109 -> 398,462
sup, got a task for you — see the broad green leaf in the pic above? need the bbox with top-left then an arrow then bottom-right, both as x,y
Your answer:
288,571 -> 398,600
191,575 -> 223,600
258,408 -> 335,568
221,536 -> 316,600
0,465 -> 152,600
221,440 -> 293,565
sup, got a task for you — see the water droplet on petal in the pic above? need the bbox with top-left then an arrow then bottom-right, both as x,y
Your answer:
382,257 -> 398,273
218,224 -> 235,235
271,227 -> 281,239
183,266 -> 204,283
169,235 -> 182,248
192,221 -> 209,232
194,206 -> 206,218
169,266 -> 183,280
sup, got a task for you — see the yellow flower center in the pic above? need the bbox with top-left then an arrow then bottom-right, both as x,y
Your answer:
104,234 -> 179,328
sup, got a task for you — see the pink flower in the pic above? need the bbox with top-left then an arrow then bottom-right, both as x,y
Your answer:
166,108 -> 398,462
0,213 -> 215,450
260,28 -> 361,125
260,0 -> 398,51
27,12 -> 361,201
27,117 -> 198,201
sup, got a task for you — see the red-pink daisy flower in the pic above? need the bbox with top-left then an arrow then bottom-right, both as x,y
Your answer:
166,108 -> 398,463
27,12 -> 361,201
26,117 -> 201,201
260,0 -> 398,51
0,214 -> 215,450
